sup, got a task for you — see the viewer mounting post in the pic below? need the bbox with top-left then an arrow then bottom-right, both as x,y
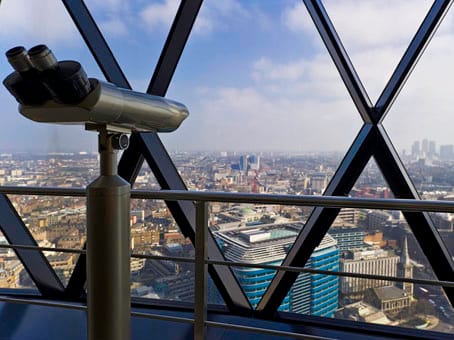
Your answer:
87,125 -> 131,340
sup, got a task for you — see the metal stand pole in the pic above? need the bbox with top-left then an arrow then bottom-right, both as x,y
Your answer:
87,129 -> 131,340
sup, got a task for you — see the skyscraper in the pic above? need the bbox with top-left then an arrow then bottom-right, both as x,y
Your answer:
214,222 -> 339,315
329,227 -> 365,251
248,154 -> 260,171
239,155 -> 248,172
340,247 -> 399,295
422,139 -> 429,157
411,140 -> 420,158
440,144 -> 454,161
291,235 -> 339,317
428,140 -> 436,159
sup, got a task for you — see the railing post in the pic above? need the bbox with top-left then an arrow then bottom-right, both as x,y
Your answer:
194,201 -> 208,340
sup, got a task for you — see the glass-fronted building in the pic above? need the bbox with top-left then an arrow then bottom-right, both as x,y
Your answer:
291,236 -> 339,317
214,222 -> 339,315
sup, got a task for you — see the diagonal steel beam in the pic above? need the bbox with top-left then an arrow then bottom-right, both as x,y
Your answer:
373,125 -> 454,305
257,124 -> 376,315
304,0 -> 373,123
374,0 -> 452,122
147,0 -> 204,96
0,195 -> 65,297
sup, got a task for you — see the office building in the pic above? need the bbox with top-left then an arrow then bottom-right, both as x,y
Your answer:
340,247 -> 399,295
239,155 -> 248,172
411,141 -> 420,158
291,235 -> 339,317
329,226 -> 365,251
214,222 -> 339,315
440,144 -> 454,161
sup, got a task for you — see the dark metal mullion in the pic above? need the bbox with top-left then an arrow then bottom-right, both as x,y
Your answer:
257,124 -> 375,315
147,0 -> 204,96
373,125 -> 454,305
374,0 -> 452,121
0,195 -> 64,297
136,133 -> 252,313
65,247 -> 86,298
303,0 -> 373,123
61,0 -> 130,88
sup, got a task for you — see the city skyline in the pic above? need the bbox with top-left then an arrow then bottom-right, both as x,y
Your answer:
0,150 -> 452,332
0,1 -> 454,153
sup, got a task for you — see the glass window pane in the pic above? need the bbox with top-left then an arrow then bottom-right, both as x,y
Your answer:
323,0 -> 433,102
0,231 -> 37,291
162,0 -> 362,185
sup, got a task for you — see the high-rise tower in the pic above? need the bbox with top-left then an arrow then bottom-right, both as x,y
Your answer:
214,222 -> 339,316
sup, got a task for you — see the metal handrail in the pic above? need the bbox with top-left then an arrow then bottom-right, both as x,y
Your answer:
1,186 -> 454,212
1,185 -> 453,339
0,243 -> 451,288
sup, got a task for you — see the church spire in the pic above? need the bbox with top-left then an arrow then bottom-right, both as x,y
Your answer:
402,236 -> 410,266
398,236 -> 414,296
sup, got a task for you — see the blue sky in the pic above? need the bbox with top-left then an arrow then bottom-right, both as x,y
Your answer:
0,0 -> 453,154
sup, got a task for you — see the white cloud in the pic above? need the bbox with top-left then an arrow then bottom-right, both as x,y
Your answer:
253,57 -> 306,82
385,31 -> 454,149
282,1 -> 313,34
85,0 -> 132,38
166,17 -> 454,153
162,48 -> 363,153
99,19 -> 128,37
140,0 -> 251,35
140,0 -> 179,33
85,0 -> 125,12
251,53 -> 349,101
195,0 -> 250,35
0,0 -> 80,45
281,0 -> 438,103
283,0 -> 432,49
164,82 -> 360,152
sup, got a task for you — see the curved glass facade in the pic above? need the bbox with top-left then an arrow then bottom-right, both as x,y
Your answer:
291,240 -> 339,317
215,222 -> 339,314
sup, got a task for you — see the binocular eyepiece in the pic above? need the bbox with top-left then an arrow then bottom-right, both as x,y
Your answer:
4,44 -> 92,105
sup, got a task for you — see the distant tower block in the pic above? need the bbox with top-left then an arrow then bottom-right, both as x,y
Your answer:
239,155 -> 248,172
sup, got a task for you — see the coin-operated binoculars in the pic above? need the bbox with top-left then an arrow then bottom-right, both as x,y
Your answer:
4,45 -> 189,340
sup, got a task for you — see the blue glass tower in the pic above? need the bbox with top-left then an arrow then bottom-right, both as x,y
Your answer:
214,222 -> 339,314
291,239 -> 339,317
